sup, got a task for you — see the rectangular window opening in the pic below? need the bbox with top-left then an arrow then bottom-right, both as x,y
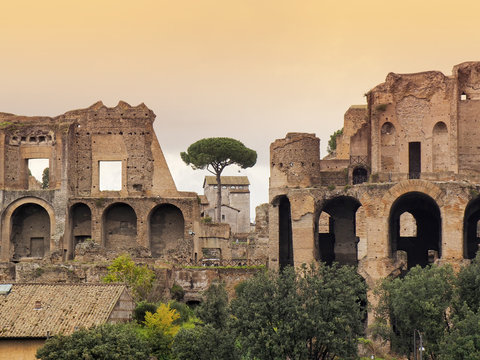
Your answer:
99,161 -> 122,191
28,159 -> 49,189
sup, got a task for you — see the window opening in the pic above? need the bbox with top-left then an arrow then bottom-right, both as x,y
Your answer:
28,159 -> 49,189
408,142 -> 421,179
99,161 -> 122,191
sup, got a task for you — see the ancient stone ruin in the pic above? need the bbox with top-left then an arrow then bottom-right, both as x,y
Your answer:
4,62 -> 480,306
0,101 -> 269,290
268,62 -> 480,294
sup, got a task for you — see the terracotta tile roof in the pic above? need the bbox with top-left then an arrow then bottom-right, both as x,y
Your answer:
204,176 -> 250,186
0,283 -> 128,338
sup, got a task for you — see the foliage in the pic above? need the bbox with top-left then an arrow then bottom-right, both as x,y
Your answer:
327,128 -> 343,154
172,282 -> 238,360
102,254 -> 155,301
172,324 -> 239,360
439,305 -> 480,360
41,167 -> 49,189
169,300 -> 195,326
133,301 -> 157,323
180,137 -> 257,174
455,252 -> 480,313
373,264 -> 454,358
181,137 -> 257,222
375,103 -> 388,112
230,264 -> 367,360
144,303 -> 180,337
170,283 -> 185,301
195,282 -> 229,329
201,215 -> 212,224
36,323 -> 150,360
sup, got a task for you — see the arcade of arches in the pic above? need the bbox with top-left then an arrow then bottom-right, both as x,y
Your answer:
272,182 -> 480,279
1,200 -> 187,262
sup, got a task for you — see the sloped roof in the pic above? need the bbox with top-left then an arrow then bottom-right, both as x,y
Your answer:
0,284 -> 129,338
203,176 -> 250,186
198,195 -> 209,205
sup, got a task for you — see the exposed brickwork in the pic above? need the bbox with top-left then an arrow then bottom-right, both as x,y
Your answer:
268,63 -> 480,325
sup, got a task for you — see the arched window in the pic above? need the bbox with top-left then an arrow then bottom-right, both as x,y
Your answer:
432,121 -> 449,171
11,204 -> 50,259
389,192 -> 441,269
103,203 -> 137,250
150,204 -> 184,257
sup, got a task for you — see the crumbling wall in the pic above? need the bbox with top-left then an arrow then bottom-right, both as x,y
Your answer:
335,105 -> 368,160
368,71 -> 454,179
270,133 -> 321,189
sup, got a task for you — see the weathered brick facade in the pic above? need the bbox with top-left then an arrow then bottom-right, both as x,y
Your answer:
268,62 -> 480,295
0,101 -> 199,264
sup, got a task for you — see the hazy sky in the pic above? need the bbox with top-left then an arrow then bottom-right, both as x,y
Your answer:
2,0 -> 480,218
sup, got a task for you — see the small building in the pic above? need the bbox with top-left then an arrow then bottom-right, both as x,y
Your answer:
0,283 -> 134,360
202,176 -> 251,234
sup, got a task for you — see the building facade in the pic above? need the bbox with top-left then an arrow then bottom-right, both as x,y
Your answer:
202,176 -> 251,234
0,101 -> 199,264
268,62 -> 480,292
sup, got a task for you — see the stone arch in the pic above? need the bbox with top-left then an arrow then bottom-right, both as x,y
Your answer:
102,203 -> 137,250
69,203 -> 92,259
1,197 -> 55,261
272,195 -> 293,269
381,122 -> 396,146
380,122 -> 397,172
317,196 -> 362,266
463,197 -> 480,259
381,180 -> 443,216
432,121 -> 449,171
149,204 -> 184,257
389,192 -> 441,269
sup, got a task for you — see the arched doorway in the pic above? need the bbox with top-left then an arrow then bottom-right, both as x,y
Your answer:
317,196 -> 361,266
11,203 -> 50,260
150,204 -> 184,257
277,196 -> 293,269
389,192 -> 441,268
103,203 -> 137,250
464,198 -> 480,259
70,203 -> 92,258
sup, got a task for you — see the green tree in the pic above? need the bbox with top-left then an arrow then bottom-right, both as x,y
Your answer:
172,324 -> 238,360
231,264 -> 367,360
455,252 -> 480,313
374,264 -> 454,358
181,137 -> 257,223
195,282 -> 229,329
439,305 -> 480,360
327,128 -> 343,155
133,301 -> 158,323
102,254 -> 155,301
36,324 -> 150,360
41,167 -> 49,189
172,282 -> 238,360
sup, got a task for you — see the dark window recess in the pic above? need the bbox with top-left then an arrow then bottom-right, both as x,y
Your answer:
353,168 -> 368,185
409,142 -> 421,179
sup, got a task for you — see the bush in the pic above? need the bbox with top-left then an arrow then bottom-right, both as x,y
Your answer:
170,283 -> 185,301
133,301 -> 158,324
36,323 -> 150,360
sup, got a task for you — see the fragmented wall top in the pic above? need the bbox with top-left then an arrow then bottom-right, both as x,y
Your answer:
270,62 -> 480,190
0,101 -> 179,198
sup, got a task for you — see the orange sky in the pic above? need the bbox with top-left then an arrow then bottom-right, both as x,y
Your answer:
1,0 -> 480,214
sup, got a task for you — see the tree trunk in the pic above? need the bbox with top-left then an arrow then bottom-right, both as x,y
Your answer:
216,172 -> 222,223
